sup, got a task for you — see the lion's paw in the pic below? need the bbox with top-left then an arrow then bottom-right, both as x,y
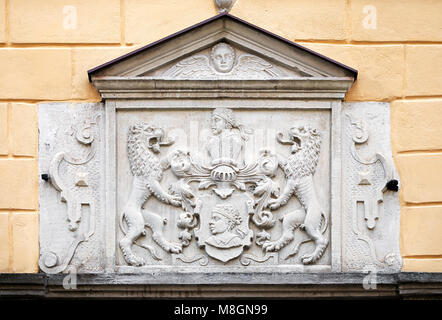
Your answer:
301,254 -> 315,265
262,241 -> 281,252
268,199 -> 282,210
166,242 -> 183,254
167,195 -> 182,207
126,255 -> 145,267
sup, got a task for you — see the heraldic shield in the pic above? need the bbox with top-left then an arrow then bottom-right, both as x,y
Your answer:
194,193 -> 254,262
118,106 -> 330,267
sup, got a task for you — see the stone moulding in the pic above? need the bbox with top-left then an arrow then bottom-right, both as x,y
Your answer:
91,78 -> 355,100
1,272 -> 441,299
38,14 -> 402,279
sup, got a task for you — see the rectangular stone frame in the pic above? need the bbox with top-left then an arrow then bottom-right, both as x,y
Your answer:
103,97 -> 343,274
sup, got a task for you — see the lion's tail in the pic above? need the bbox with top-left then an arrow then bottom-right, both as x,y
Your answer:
320,211 -> 328,234
120,211 -> 127,235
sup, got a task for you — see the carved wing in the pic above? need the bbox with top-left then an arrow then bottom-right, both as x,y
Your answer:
162,55 -> 215,78
233,54 -> 286,79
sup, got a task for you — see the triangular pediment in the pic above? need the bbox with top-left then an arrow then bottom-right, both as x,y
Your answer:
89,13 -> 356,99
89,14 -> 356,79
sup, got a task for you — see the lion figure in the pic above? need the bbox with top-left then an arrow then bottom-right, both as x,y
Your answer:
263,125 -> 328,264
119,123 -> 182,266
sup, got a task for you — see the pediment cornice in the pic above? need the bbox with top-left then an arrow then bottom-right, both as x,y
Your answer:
89,13 -> 357,100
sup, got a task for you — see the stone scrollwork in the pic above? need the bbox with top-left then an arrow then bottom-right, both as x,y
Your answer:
346,113 -> 395,231
39,114 -> 100,274
343,104 -> 402,272
119,108 -> 330,266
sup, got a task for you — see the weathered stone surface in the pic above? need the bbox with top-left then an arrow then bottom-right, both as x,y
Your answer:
0,160 -> 38,210
391,99 -> 442,152
342,102 -> 401,272
1,272 -> 441,299
11,103 -> 37,157
39,17 -> 401,278
350,0 -> 442,42
397,153 -> 442,203
0,49 -> 71,100
405,45 -> 442,97
402,206 -> 442,256
10,0 -> 120,43
0,212 -> 10,272
299,43 -> 404,101
115,107 -> 332,270
231,0 -> 347,41
11,212 -> 39,273
38,103 -> 105,274
0,103 -> 8,156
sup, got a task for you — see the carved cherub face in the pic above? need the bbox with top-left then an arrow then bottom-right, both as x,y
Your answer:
211,43 -> 235,73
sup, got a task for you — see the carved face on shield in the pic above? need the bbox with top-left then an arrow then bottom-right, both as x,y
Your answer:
206,204 -> 243,249
211,43 -> 235,73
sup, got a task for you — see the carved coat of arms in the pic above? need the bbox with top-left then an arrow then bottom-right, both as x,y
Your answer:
119,107 -> 329,266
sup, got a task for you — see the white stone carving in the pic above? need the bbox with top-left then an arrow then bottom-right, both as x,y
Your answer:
342,102 -> 402,272
215,0 -> 236,13
119,123 -> 183,266
162,42 -> 288,79
262,126 -> 329,264
38,103 -> 103,274
116,108 -> 330,266
39,15 -> 405,277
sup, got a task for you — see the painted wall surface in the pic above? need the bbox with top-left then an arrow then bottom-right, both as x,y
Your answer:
0,0 -> 441,273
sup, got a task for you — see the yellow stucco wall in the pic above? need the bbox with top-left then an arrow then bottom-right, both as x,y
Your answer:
0,0 -> 441,273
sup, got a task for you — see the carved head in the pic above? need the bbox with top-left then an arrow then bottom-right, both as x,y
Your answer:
211,108 -> 235,135
287,126 -> 319,154
169,149 -> 191,176
211,42 -> 235,73
129,123 -> 173,154
209,204 -> 242,234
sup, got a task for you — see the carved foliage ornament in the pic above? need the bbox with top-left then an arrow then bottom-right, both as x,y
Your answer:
119,108 -> 329,265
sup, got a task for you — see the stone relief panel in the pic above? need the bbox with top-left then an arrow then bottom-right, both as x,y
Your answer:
115,108 -> 331,269
38,103 -> 401,274
38,103 -> 105,273
342,102 -> 402,272
150,42 -> 315,79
